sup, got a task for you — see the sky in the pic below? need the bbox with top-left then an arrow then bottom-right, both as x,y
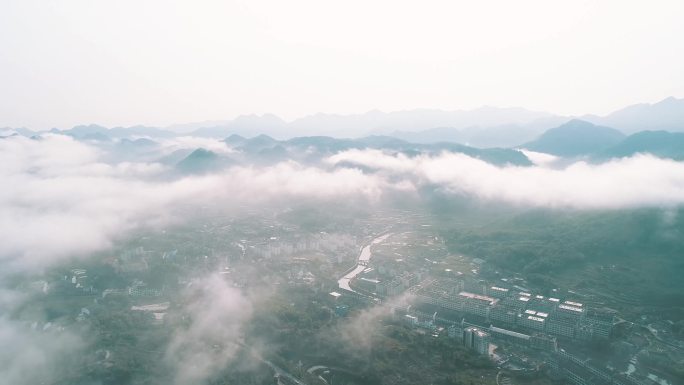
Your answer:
1,0 -> 683,130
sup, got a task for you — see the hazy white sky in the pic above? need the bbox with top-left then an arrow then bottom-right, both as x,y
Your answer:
1,0 -> 683,129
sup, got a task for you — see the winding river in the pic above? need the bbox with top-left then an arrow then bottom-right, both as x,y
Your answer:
338,233 -> 391,293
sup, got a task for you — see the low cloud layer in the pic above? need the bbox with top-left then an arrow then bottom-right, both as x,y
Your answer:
0,135 -> 387,273
328,149 -> 684,209
4,135 -> 684,273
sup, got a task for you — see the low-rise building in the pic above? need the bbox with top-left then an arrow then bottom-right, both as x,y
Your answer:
487,286 -> 510,299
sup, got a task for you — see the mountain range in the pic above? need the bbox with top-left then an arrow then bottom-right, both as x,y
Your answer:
3,96 -> 684,152
598,130 -> 684,161
179,97 -> 683,145
520,119 -> 684,161
206,134 -> 532,168
168,122 -> 684,176
583,96 -> 684,133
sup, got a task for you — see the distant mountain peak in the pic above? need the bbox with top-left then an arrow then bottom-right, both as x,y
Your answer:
655,95 -> 681,105
524,120 -> 624,156
599,130 -> 684,161
584,96 -> 684,133
562,118 -> 595,127
252,133 -> 275,139
175,148 -> 228,174
224,134 -> 246,144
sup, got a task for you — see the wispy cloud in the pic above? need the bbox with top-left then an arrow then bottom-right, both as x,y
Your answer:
165,274 -> 251,385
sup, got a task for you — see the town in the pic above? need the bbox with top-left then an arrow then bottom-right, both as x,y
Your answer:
19,207 -> 683,385
329,228 -> 683,385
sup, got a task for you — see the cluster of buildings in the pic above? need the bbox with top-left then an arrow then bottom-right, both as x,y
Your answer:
126,280 -> 163,297
328,230 -> 671,385
99,279 -> 163,298
250,232 -> 357,261
44,268 -> 96,296
117,246 -> 151,273
411,279 -> 616,343
549,350 -> 648,385
395,303 -> 649,385
354,271 -> 422,297
397,305 -> 558,358
69,268 -> 89,287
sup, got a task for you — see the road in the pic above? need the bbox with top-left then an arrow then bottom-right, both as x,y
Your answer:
260,357 -> 306,385
237,341 -> 306,385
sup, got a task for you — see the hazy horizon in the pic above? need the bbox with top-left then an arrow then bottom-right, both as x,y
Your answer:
2,1 -> 684,130
1,95 -> 681,134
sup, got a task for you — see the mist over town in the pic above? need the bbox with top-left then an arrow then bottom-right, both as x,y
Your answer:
2,2 -> 684,385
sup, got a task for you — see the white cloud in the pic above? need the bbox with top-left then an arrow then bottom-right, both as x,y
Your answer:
156,136 -> 236,155
0,135 -> 388,272
5,134 -> 684,274
520,149 -> 560,167
336,292 -> 414,352
328,149 -> 684,209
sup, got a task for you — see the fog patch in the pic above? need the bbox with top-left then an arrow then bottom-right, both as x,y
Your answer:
0,286 -> 86,385
164,274 -> 252,385
336,293 -> 414,352
519,149 -> 560,167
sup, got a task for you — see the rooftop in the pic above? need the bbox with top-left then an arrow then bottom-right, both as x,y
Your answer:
459,291 -> 498,305
359,277 -> 380,284
490,326 -> 530,340
559,304 -> 583,313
